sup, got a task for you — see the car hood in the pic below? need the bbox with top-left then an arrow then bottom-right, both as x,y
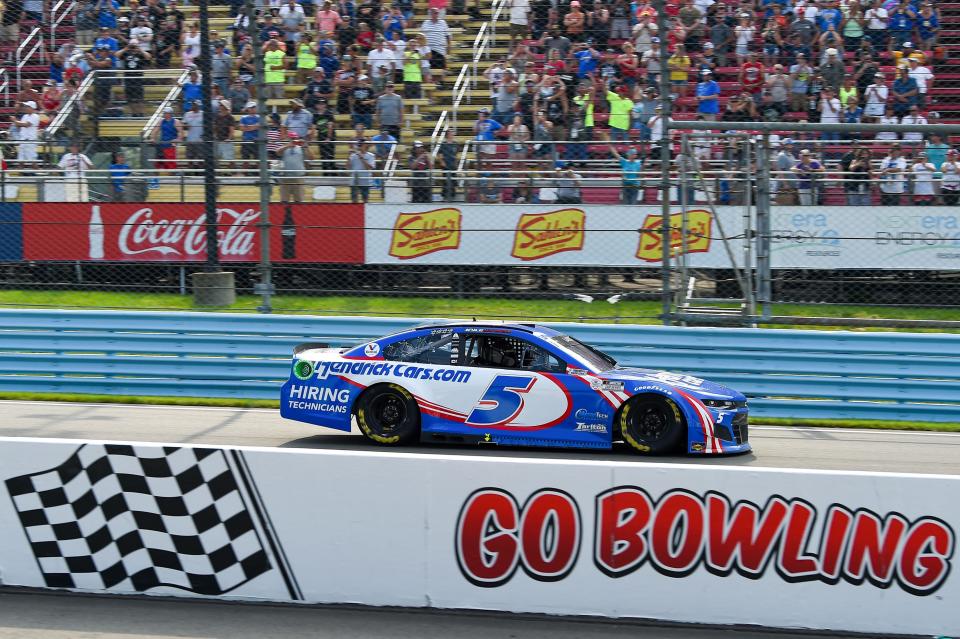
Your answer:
599,367 -> 746,402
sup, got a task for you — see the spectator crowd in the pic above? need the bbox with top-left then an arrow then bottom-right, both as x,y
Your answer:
0,0 -> 957,205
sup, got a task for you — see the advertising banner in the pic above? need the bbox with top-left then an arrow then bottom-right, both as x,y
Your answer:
365,204 -> 743,267
367,204 -> 960,270
0,203 -> 23,261
770,207 -> 960,270
1,437 -> 957,636
21,203 -> 364,263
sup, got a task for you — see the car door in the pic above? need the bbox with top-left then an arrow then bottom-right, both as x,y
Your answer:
452,332 -> 576,437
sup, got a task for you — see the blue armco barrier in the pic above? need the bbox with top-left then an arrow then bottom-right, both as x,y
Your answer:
0,309 -> 958,423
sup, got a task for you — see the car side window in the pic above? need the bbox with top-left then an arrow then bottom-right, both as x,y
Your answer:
462,335 -> 566,373
382,332 -> 455,364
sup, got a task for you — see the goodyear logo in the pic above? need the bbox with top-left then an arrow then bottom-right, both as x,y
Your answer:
511,209 -> 585,261
636,209 -> 713,263
389,209 -> 462,259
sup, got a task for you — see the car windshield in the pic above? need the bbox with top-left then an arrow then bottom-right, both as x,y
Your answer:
550,335 -> 617,372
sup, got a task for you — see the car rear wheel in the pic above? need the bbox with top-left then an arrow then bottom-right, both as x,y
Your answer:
618,395 -> 685,455
355,383 -> 421,445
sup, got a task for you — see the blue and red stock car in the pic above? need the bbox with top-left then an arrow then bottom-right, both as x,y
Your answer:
280,322 -> 750,455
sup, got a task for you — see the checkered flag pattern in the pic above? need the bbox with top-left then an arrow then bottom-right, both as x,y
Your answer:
6,445 -> 271,595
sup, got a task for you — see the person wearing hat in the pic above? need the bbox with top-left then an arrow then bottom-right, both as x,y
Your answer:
474,107 -> 504,169
819,47 -> 844,92
792,149 -> 824,206
263,38 -> 288,100
129,15 -> 154,54
907,56 -> 934,108
212,99 -> 236,165
303,68 -> 332,111
284,98 -> 314,140
238,101 -> 260,170
862,71 -> 886,123
940,149 -> 960,206
695,68 -> 720,120
369,127 -> 397,189
878,144 -> 906,206
276,131 -> 311,204
152,106 -> 182,175
408,140 -> 433,203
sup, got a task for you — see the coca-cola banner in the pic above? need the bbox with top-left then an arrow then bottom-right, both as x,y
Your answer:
21,203 -> 364,263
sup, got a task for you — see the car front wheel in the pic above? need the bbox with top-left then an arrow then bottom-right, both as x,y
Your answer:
618,395 -> 685,455
355,383 -> 421,445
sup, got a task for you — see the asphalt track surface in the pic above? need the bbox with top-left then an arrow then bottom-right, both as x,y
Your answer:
1,400 -> 956,639
1,400 -> 958,474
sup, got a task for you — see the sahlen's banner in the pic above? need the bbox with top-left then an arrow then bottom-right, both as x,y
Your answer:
21,203 -> 364,263
364,204 -> 736,267
1,437 -> 957,636
366,204 -> 960,269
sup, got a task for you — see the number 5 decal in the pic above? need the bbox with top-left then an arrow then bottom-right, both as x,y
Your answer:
467,375 -> 537,427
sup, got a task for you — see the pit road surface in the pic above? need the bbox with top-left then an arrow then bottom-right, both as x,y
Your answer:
1,400 -> 958,474
1,400 -> 956,639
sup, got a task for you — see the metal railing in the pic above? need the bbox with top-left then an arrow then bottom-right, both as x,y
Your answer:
44,71 -> 97,141
489,0 -> 507,47
472,24 -> 490,89
50,0 -> 78,49
16,27 -> 44,89
140,69 -> 195,142
450,64 -> 471,127
0,69 -> 8,105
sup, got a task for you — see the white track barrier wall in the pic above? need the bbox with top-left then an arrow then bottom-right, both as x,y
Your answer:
0,437 -> 957,636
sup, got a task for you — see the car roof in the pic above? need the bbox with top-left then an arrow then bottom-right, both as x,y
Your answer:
410,321 -> 566,338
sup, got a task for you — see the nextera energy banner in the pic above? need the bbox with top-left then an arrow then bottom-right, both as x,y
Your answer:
0,203 -> 958,268
0,437 -> 957,636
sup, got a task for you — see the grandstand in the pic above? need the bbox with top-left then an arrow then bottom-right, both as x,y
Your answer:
0,0 -> 957,205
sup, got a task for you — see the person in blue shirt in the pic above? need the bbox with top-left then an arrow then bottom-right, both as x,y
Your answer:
181,71 -> 203,111
238,101 -> 260,169
94,27 -> 120,52
605,131 -> 643,204
891,66 -> 919,116
574,41 -> 602,79
916,5 -> 939,49
109,151 -> 132,201
816,4 -> 843,31
318,44 -> 340,76
888,2 -> 917,48
97,0 -> 119,29
695,69 -> 720,120
370,128 -> 397,189
474,108 -> 504,169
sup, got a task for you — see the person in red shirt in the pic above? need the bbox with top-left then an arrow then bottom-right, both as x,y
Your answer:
739,50 -> 765,99
356,22 -> 376,51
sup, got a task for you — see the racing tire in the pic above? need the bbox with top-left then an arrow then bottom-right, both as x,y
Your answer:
618,395 -> 685,455
355,383 -> 421,446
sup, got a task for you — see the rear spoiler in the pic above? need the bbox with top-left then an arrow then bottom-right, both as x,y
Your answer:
293,342 -> 331,356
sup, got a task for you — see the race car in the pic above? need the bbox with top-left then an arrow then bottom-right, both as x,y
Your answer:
280,322 -> 750,455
